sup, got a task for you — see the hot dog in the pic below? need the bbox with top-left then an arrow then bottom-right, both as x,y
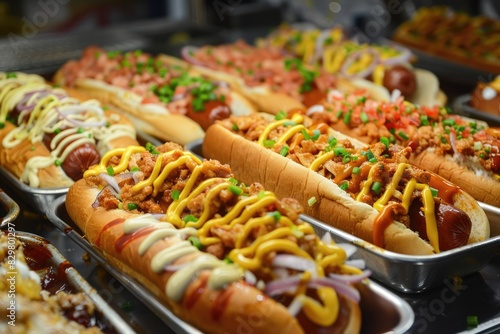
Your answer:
54,46 -> 257,145
202,113 -> 490,255
257,24 -> 447,106
298,90 -> 500,207
66,142 -> 370,333
0,72 -> 139,188
179,40 -> 386,115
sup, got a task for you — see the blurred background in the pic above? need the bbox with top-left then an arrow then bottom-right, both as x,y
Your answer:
0,0 -> 499,99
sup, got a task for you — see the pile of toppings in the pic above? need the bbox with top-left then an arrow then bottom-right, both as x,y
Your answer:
85,142 -> 370,328
393,6 -> 500,68
182,40 -> 337,104
0,234 -> 107,333
306,91 -> 500,176
61,46 -> 231,115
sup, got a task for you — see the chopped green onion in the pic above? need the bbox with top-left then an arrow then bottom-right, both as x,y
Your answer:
283,120 -> 296,127
76,127 -> 84,134
443,119 -> 456,126
267,211 -> 281,221
228,184 -> 243,196
280,146 -> 290,156
371,181 -> 382,194
232,123 -> 239,131
339,182 -> 349,191
223,257 -> 233,264
352,166 -> 360,174
328,136 -> 338,148
366,150 -> 375,161
380,137 -> 389,149
54,128 -> 61,134
275,110 -> 286,120
360,111 -> 369,124
171,189 -> 180,201
188,236 -> 203,250
130,166 -> 140,172
333,147 -> 348,157
343,110 -> 352,124
183,215 -> 198,223
54,159 -> 62,167
263,139 -> 276,148
430,187 -> 439,197
106,166 -> 115,176
420,115 -> 429,126
307,196 -> 317,206
398,131 -> 409,140
258,191 -> 266,199
311,129 -> 321,141
228,177 -> 238,185
127,203 -> 138,210
301,129 -> 311,140
145,142 -> 159,154
6,72 -> 17,79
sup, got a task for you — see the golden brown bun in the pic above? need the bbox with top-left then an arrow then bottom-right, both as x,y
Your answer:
53,59 -> 258,145
66,180 -> 361,334
203,124 -> 490,255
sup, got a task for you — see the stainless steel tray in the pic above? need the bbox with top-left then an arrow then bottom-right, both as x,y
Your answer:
12,231 -> 136,334
0,187 -> 20,229
47,195 -> 415,334
0,131 -> 162,215
185,139 -> 500,293
452,94 -> 500,127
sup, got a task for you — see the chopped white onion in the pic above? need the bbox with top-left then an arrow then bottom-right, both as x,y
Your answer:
337,243 -> 357,258
306,104 -> 325,116
99,173 -> 120,194
272,254 -> 316,272
345,259 -> 366,269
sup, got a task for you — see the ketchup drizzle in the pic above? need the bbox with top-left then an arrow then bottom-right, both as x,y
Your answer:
96,218 -> 125,246
114,226 -> 157,253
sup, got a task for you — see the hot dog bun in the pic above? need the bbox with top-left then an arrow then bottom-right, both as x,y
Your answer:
202,115 -> 489,255
66,143 -> 365,333
0,72 -> 139,188
53,47 -> 257,145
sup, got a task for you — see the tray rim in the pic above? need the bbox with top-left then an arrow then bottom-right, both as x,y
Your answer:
0,188 -> 20,229
452,94 -> 500,127
47,195 -> 416,334
12,230 -> 136,334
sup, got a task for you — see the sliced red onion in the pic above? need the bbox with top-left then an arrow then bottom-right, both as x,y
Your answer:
306,104 -> 325,116
308,277 -> 360,302
181,46 -> 204,66
337,243 -> 357,258
340,48 -> 379,79
115,172 -> 135,185
449,129 -> 458,155
326,89 -> 344,103
272,254 -> 316,272
92,185 -> 118,208
345,259 -> 366,269
98,173 -> 120,194
328,270 -> 371,283
265,275 -> 302,296
244,270 -> 257,286
380,45 -> 412,67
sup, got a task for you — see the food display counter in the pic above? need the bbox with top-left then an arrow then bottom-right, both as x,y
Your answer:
1,2 -> 500,333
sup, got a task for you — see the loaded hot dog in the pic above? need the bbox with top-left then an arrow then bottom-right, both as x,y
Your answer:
180,40 -> 382,115
54,46 -> 256,145
203,113 -> 489,255
301,90 -> 500,207
66,142 -> 370,333
0,72 -> 138,188
257,24 -> 447,106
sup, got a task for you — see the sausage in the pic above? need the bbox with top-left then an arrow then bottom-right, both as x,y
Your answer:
185,100 -> 231,131
43,133 -> 101,181
409,199 -> 472,251
62,143 -> 101,181
382,65 -> 417,97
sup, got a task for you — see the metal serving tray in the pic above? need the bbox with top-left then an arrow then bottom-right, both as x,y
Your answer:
452,94 -> 500,127
0,187 -> 20,229
185,139 -> 500,293
12,231 -> 136,334
0,131 -> 162,215
47,195 -> 415,334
